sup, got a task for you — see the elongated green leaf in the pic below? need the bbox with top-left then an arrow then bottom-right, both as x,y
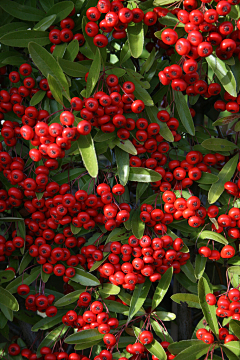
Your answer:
32,310 -> 66,331
198,277 -> 218,335
136,183 -> 148,203
99,283 -> 120,295
222,345 -> 239,360
117,139 -> 137,155
76,135 -> 98,178
160,13 -> 185,27
230,320 -> 240,340
194,255 -> 207,280
127,22 -> 144,58
115,147 -> 129,186
201,138 -> 237,152
55,290 -> 85,307
0,287 -> 18,311
30,90 -> 45,106
154,311 -> 176,321
199,230 -> 228,245
71,268 -> 100,286
228,266 -> 240,275
6,266 -> 40,294
64,39 -> 79,61
120,42 -> 131,65
169,340 -> 203,355
131,210 -> 145,239
46,1 -> 74,24
0,304 -> 13,321
208,154 -> 238,204
18,251 -> 32,274
152,267 -> 173,310
207,54 -> 237,97
174,91 -> 195,135
171,293 -> 200,309
65,329 -> 104,344
94,130 -> 116,142
0,22 -> 29,38
141,48 -> 156,74
125,76 -> 154,106
223,342 -> 240,358
37,324 -> 67,357
33,14 -> 56,31
0,270 -> 15,284
0,31 -> 51,47
128,167 -> 161,183
29,42 -> 70,100
52,43 -> 67,59
47,74 -> 63,105
86,48 -> 101,98
105,299 -> 130,315
0,0 -> 45,21
151,319 -> 173,343
181,260 -> 196,283
145,106 -> 174,142
128,278 -> 151,322
134,327 -> 167,360
169,341 -> 210,360
196,172 -> 218,184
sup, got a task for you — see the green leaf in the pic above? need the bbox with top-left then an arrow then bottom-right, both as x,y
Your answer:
76,135 -> 98,178
0,22 -> 29,38
33,14 -> 56,31
159,13 -> 185,27
154,311 -> 176,321
223,342 -> 240,358
105,299 -> 130,315
128,278 -> 151,322
46,1 -> 74,24
201,138 -> 237,152
153,0 -> 178,5
228,266 -> 240,275
145,106 -> 174,142
99,283 -> 120,295
0,270 -> 15,284
152,267 -> 173,311
169,341 -> 210,359
71,268 -> 100,286
0,30 -> 51,47
199,230 -> 228,245
171,293 -> 200,309
198,277 -> 218,336
51,168 -> 85,185
37,324 -> 67,357
64,39 -> 79,61
18,251 -> 32,274
32,311 -> 66,331
196,172 -> 219,185
55,289 -> 85,307
30,90 -> 45,106
28,42 -> 70,100
131,210 -> 145,239
230,320 -> 240,339
74,339 -> 102,350
6,266 -> 40,294
151,319 -> 173,343
120,42 -> 131,65
181,260 -> 197,283
136,183 -> 148,203
208,154 -> 238,204
141,48 -> 156,74
86,48 -> 101,98
206,54 -> 237,97
0,287 -> 18,311
194,255 -> 207,280
117,139 -> 137,155
134,327 -> 167,360
128,167 -> 161,183
94,130 -> 117,142
174,91 -> 195,136
115,147 -> 129,186
0,304 -> 13,321
124,76 -> 154,106
53,43 -> 67,59
127,22 -> 144,58
47,74 -> 64,105
41,267 -> 50,283
0,0 -> 45,21
222,345 -> 239,360
65,328 -> 103,344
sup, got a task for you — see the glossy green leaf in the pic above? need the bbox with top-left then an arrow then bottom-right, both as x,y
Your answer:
54,289 -> 85,307
127,22 -> 144,58
131,210 -> 145,239
134,326 -> 167,360
120,42 -> 131,65
141,48 -> 156,74
198,277 -> 218,335
0,31 -> 51,47
0,287 -> 18,311
128,279 -> 151,322
126,77 -> 154,106
32,311 -> 66,331
0,304 -> 13,321
58,57 -> 88,77
37,324 -> 68,357
229,320 -> 240,340
0,0 -> 44,21
115,147 -> 129,186
33,14 -> 56,31
53,43 -> 67,59
86,48 -> 101,98
64,39 -> 79,61
196,172 -> 218,184
152,267 -> 173,310
30,90 -> 45,106
71,268 -> 100,286
117,139 -> 137,155
199,230 -> 228,245
76,135 -> 98,178
29,42 -> 70,100
181,260 -> 196,283
46,1 -> 74,24
228,266 -> 240,275
159,13 -> 185,27
136,183 -> 148,203
99,283 -> 120,295
171,293 -> 200,309
47,74 -> 64,105
0,270 -> 15,284
201,138 -> 237,152
146,106 -> 174,142
194,255 -> 207,280
151,319 -> 173,343
208,154 -> 238,204
105,299 -> 130,315
18,251 -> 32,274
0,22 -> 29,38
207,54 -> 237,97
154,311 -> 176,321
94,130 -> 116,142
65,328 -> 103,344
169,341 -> 210,359
223,342 -> 240,358
174,91 -> 195,135
128,167 -> 162,183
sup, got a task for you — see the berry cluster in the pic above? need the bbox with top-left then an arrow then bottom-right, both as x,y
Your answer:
206,288 -> 240,320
